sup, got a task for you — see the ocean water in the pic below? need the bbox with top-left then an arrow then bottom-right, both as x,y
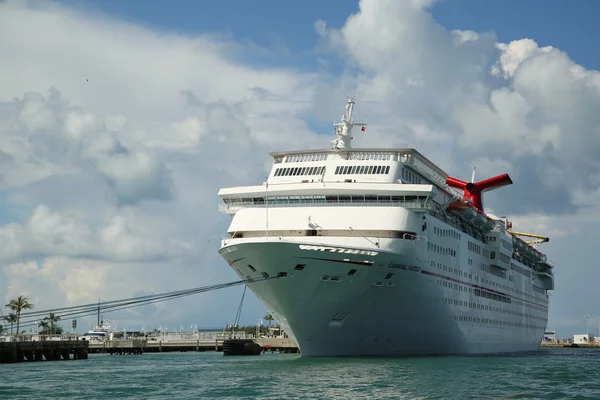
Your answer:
1,349 -> 599,399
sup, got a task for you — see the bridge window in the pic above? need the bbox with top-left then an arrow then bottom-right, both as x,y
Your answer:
274,166 -> 326,177
348,152 -> 395,161
285,153 -> 328,163
334,165 -> 390,175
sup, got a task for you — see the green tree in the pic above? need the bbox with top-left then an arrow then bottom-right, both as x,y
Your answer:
4,313 -> 18,336
41,313 -> 62,335
6,295 -> 34,339
264,314 -> 274,327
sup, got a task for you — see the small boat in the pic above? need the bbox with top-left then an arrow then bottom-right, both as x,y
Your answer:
80,320 -> 114,342
222,339 -> 262,356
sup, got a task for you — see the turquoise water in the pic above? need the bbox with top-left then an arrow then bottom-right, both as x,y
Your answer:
1,349 -> 599,399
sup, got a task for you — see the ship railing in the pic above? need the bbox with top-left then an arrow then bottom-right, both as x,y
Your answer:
219,199 -> 435,214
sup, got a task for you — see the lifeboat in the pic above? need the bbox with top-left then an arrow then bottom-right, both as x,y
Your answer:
523,245 -> 536,257
472,212 -> 487,226
482,218 -> 495,232
512,237 -> 524,250
447,201 -> 477,220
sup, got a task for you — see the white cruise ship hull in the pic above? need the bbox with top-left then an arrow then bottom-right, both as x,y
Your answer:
216,97 -> 553,357
219,239 -> 546,357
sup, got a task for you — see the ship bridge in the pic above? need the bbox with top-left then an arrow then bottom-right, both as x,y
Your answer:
269,148 -> 455,188
218,147 -> 463,216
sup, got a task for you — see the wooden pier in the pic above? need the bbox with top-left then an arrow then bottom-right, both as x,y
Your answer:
88,337 -> 299,354
0,340 -> 89,363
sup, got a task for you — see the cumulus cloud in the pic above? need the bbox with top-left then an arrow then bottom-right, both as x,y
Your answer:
0,0 -> 324,330
0,0 -> 598,335
0,89 -> 173,204
317,0 -> 600,219
0,204 -> 194,264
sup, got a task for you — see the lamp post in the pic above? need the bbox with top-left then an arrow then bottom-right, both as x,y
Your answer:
256,319 -> 263,338
585,315 -> 591,335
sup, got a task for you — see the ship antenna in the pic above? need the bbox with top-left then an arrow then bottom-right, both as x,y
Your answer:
471,167 -> 476,183
331,95 -> 367,150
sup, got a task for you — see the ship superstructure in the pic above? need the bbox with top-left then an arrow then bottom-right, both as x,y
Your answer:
217,96 -> 554,356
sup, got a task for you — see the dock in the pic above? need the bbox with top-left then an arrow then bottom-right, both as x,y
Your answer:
88,337 -> 299,354
540,342 -> 600,349
256,337 -> 300,353
0,340 -> 89,363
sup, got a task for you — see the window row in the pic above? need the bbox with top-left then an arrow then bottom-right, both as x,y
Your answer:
434,226 -> 460,240
222,195 -> 429,205
347,152 -> 394,161
334,165 -> 390,175
431,260 -> 464,277
491,251 -> 511,264
428,242 -> 457,257
443,295 -> 546,321
474,288 -> 512,304
451,314 -> 545,330
285,153 -> 328,163
430,266 -> 545,304
511,263 -> 531,278
274,166 -> 326,177
468,241 -> 482,255
480,263 -> 507,279
445,296 -> 547,322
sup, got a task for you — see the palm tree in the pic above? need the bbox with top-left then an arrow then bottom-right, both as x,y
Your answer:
38,320 -> 49,333
4,313 -> 18,336
6,295 -> 34,339
42,313 -> 61,335
264,314 -> 274,327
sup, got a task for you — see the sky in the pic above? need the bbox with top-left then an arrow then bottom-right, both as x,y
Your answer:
1,0 -> 599,338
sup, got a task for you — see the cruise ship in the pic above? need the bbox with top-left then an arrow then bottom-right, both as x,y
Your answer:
217,96 -> 554,356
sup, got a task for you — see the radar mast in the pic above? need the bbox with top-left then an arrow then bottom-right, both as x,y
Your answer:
331,95 -> 366,150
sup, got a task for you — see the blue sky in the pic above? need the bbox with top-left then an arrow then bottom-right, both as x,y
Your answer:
64,0 -> 600,70
58,0 -> 600,143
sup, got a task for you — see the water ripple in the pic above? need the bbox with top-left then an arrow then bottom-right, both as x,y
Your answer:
1,349 -> 599,399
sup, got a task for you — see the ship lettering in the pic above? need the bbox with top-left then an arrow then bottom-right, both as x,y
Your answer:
299,244 -> 378,256
388,263 -> 420,272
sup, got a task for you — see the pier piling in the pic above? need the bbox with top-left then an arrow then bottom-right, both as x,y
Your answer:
0,340 -> 89,364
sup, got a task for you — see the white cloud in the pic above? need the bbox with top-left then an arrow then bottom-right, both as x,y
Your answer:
492,39 -> 554,79
0,0 -> 599,337
0,0 -> 323,330
0,204 -> 194,264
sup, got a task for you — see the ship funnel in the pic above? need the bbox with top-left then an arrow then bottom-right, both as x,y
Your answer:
446,173 -> 513,212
